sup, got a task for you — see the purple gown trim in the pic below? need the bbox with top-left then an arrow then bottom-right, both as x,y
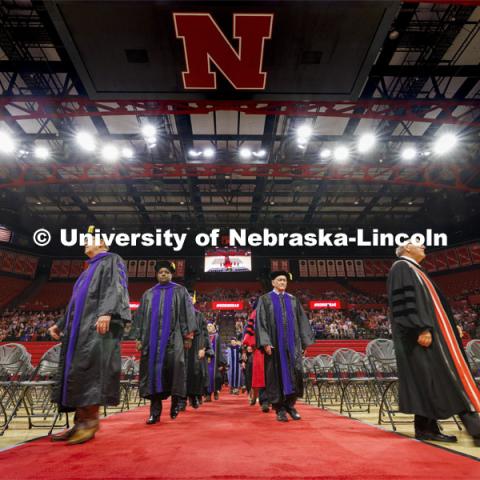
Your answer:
148,282 -> 176,394
208,334 -> 217,393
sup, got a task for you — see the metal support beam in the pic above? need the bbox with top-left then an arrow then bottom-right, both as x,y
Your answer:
0,97 -> 479,126
1,162 -> 479,193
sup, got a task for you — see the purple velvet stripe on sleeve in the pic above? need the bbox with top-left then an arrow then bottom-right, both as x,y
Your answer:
61,254 -> 110,405
269,292 -> 294,396
117,259 -> 128,290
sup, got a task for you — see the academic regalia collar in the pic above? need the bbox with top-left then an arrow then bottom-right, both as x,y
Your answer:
154,281 -> 178,290
399,255 -> 424,271
87,251 -> 111,264
272,288 -> 286,296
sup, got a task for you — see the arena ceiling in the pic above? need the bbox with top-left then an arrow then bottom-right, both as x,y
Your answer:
0,1 -> 480,246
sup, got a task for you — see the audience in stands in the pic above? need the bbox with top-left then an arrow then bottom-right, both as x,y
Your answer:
1,285 -> 479,342
0,309 -> 65,342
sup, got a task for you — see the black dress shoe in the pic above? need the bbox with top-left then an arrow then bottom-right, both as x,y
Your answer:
214,392 -> 219,400
261,403 -> 270,413
170,407 -> 179,419
276,410 -> 289,422
191,397 -> 200,409
286,407 -> 301,420
250,398 -> 257,406
146,415 -> 160,425
415,432 -> 457,443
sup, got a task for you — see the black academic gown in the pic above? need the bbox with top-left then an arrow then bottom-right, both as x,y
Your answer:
206,332 -> 227,394
387,257 -> 479,419
201,322 -> 213,394
255,291 -> 315,405
187,310 -> 208,397
52,252 -> 131,412
135,282 -> 196,400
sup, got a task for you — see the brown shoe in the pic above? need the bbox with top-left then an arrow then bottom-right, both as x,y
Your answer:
51,426 -> 77,442
67,424 -> 99,446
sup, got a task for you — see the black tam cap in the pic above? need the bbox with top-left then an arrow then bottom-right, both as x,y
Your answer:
155,261 -> 176,274
270,270 -> 292,281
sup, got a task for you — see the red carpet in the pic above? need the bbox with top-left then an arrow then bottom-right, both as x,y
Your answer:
1,395 -> 479,479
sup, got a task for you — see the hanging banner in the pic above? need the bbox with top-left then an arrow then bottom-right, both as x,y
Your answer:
147,260 -> 157,278
127,260 -> 138,278
326,260 -> 336,277
137,260 -> 147,277
173,259 -> 185,278
335,260 -> 345,277
298,259 -> 308,277
278,259 -> 290,272
317,260 -> 327,277
354,259 -> 365,277
271,259 -> 280,272
345,260 -> 355,277
308,259 -> 318,277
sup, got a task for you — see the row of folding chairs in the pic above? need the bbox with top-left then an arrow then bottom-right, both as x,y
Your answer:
0,343 -> 142,435
303,338 -> 472,432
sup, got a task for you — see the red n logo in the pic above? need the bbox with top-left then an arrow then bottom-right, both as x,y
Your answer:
173,13 -> 273,90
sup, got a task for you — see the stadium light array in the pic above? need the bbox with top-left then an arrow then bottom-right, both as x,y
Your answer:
433,133 -> 458,155
254,149 -> 266,158
121,147 -> 134,159
334,145 -> 350,162
401,147 -> 417,161
76,131 -> 96,152
0,131 -> 16,154
101,144 -> 119,162
34,145 -> 50,160
239,147 -> 252,159
320,148 -> 331,159
357,133 -> 376,153
203,147 -> 215,159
